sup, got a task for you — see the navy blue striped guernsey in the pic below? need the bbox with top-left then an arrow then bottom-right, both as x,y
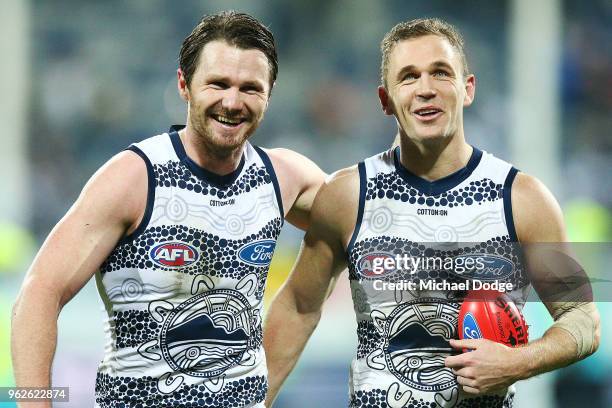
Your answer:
346,146 -> 530,408
95,126 -> 283,407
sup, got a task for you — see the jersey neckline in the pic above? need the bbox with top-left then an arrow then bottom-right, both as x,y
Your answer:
168,125 -> 246,188
393,146 -> 483,196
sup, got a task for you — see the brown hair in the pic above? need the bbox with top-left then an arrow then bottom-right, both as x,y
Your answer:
380,18 -> 469,87
179,11 -> 278,90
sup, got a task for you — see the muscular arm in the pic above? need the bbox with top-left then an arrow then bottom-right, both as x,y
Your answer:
446,173 -> 600,394
511,174 -> 600,374
265,148 -> 327,230
11,151 -> 146,406
263,167 -> 358,406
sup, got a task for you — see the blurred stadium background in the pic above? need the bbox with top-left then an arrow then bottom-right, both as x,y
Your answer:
1,0 -> 610,407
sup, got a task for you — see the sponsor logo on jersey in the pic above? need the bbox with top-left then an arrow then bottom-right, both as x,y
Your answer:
150,242 -> 199,268
237,240 -> 276,267
357,252 -> 397,278
453,254 -> 514,281
462,312 -> 483,340
417,208 -> 449,216
210,199 -> 235,207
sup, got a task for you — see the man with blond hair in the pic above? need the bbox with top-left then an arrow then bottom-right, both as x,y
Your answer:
264,18 -> 600,407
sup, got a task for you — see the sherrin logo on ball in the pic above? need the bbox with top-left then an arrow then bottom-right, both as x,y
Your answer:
461,312 -> 483,340
237,239 -> 276,266
458,290 -> 529,348
150,242 -> 199,268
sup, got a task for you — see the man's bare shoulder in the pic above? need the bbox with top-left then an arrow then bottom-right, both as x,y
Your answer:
257,147 -> 327,229
310,165 -> 360,244
320,165 -> 360,199
77,149 -> 148,229
263,147 -> 324,178
511,172 -> 567,242
101,149 -> 148,181
88,150 -> 147,197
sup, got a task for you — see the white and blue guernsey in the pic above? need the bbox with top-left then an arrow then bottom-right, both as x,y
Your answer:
94,126 -> 283,407
346,146 -> 530,408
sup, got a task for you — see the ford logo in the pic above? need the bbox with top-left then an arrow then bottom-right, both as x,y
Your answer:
237,240 -> 276,267
453,254 -> 514,281
462,312 -> 483,340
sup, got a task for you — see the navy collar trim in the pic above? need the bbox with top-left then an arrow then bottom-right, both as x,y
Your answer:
168,125 -> 245,187
393,146 -> 483,196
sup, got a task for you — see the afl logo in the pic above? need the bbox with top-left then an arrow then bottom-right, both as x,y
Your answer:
238,240 -> 276,267
462,312 -> 483,340
357,252 -> 396,278
150,242 -> 199,268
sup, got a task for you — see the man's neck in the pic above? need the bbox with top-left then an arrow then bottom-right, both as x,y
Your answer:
397,133 -> 473,182
180,126 -> 244,176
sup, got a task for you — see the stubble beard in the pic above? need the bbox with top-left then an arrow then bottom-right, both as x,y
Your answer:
189,107 -> 261,159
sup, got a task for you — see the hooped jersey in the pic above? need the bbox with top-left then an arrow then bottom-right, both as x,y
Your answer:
94,126 -> 283,407
346,147 -> 530,408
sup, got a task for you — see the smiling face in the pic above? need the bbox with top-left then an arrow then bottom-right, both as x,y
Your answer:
178,40 -> 271,156
379,35 -> 475,144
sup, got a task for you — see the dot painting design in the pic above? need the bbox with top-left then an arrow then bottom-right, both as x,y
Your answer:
455,394 -> 514,408
349,389 -> 513,408
153,161 -> 271,198
111,301 -> 263,353
349,389 -> 388,408
251,325 -> 263,351
357,320 -> 383,359
101,218 -> 282,296
114,310 -> 160,349
95,373 -> 266,407
365,173 -> 503,208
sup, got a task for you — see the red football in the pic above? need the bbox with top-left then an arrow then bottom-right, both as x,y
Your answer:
458,290 -> 528,347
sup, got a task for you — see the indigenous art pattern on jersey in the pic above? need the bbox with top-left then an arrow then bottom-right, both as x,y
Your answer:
346,147 -> 529,408
94,127 -> 283,408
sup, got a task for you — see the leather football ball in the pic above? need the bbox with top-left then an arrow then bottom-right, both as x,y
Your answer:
458,290 -> 528,347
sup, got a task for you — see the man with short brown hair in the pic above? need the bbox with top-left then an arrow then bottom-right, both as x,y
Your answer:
12,11 -> 325,408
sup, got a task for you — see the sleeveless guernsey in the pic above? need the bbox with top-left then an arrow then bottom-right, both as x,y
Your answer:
346,147 -> 530,408
94,126 -> 283,407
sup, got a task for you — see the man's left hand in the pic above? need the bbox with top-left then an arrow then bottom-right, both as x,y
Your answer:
445,338 -> 525,395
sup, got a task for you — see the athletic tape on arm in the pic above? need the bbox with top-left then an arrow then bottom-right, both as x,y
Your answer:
548,301 -> 598,359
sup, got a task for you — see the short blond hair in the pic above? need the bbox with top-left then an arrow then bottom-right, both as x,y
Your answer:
380,18 -> 469,87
